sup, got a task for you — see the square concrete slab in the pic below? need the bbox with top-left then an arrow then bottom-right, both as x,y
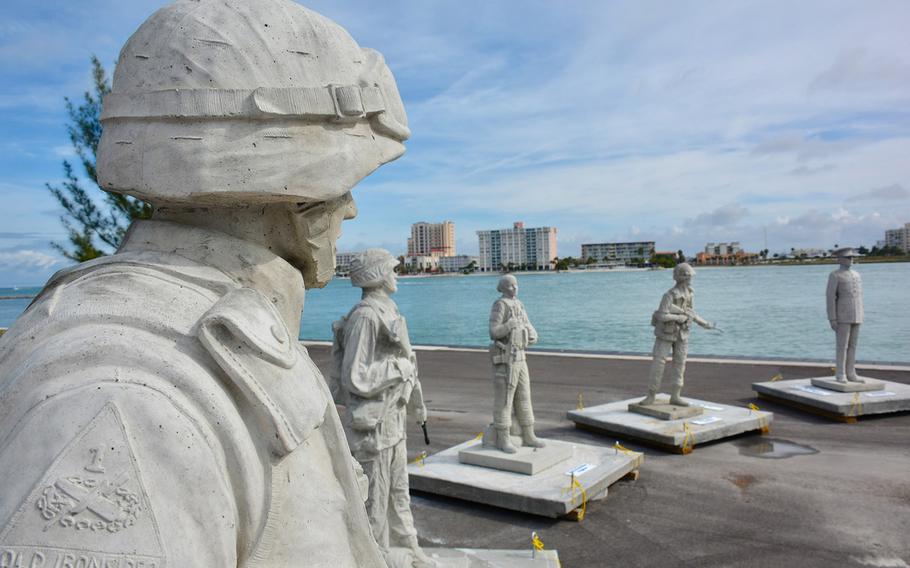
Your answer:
408,438 -> 642,518
810,376 -> 885,392
628,397 -> 704,420
426,548 -> 560,568
458,441 -> 574,475
753,377 -> 910,422
567,397 -> 772,454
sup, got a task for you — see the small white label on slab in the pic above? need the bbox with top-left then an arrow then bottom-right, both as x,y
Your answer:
696,403 -> 724,411
565,463 -> 594,476
792,385 -> 833,396
690,416 -> 722,425
864,391 -> 896,398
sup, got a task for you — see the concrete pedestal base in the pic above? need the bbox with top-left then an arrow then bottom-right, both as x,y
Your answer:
408,438 -> 642,518
628,396 -> 704,420
753,377 -> 910,422
425,548 -> 560,567
458,441 -> 574,475
810,376 -> 885,392
567,397 -> 772,454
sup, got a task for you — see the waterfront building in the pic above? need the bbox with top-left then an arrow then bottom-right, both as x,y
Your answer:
580,241 -> 655,265
789,248 -> 829,259
477,221 -> 557,272
404,255 -> 439,273
884,222 -> 910,253
704,242 -> 743,256
335,251 -> 360,276
407,221 -> 456,257
438,255 -> 479,273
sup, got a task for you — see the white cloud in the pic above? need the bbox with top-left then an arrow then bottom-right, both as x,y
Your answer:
0,250 -> 61,270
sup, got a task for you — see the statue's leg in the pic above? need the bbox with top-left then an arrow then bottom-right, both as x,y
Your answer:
669,340 -> 690,406
515,361 -> 545,447
846,324 -> 862,381
387,440 -> 435,567
642,339 -> 671,405
357,448 -> 392,552
493,364 -> 518,453
835,323 -> 849,381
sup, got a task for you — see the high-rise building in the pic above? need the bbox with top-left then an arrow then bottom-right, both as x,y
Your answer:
580,241 -> 656,264
407,221 -> 456,257
704,242 -> 743,256
334,251 -> 360,276
884,222 -> 910,253
477,221 -> 557,272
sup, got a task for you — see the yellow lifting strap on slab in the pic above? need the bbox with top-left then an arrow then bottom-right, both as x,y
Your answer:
560,474 -> 588,521
748,402 -> 770,433
850,392 -> 863,418
531,533 -> 563,567
410,450 -> 428,467
474,431 -> 484,441
614,441 -> 642,469
769,372 -> 783,382
577,393 -> 585,410
681,422 -> 694,454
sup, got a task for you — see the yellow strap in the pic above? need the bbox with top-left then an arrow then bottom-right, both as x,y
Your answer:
577,393 -> 585,410
410,450 -> 427,467
681,422 -> 694,453
850,392 -> 863,417
614,441 -> 642,468
769,373 -> 783,382
532,532 -> 545,551
748,402 -> 769,432
474,432 -> 484,441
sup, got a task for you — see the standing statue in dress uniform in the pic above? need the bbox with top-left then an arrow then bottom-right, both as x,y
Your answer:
330,249 -> 434,568
0,1 -> 410,566
485,275 -> 546,454
639,263 -> 716,406
827,247 -> 865,383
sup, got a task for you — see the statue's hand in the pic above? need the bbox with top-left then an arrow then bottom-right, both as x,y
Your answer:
703,321 -> 716,330
829,320 -> 837,331
414,404 -> 428,424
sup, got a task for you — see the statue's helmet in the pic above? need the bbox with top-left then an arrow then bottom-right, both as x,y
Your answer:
349,248 -> 399,288
97,0 -> 409,206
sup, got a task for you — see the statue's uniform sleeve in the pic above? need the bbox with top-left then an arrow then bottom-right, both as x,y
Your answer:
0,385 -> 237,568
342,310 -> 406,399
826,272 -> 838,322
489,300 -> 511,340
655,290 -> 676,322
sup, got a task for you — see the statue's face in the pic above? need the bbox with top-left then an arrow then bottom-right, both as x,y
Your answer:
381,269 -> 399,295
839,255 -> 853,267
294,192 -> 357,288
676,266 -> 694,286
500,276 -> 518,298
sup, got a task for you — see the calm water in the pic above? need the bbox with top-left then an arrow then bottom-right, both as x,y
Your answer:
2,264 -> 908,362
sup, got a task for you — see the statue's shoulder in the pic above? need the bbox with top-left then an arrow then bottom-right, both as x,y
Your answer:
0,386 -> 238,566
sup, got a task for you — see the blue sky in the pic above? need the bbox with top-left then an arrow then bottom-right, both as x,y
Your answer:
1,0 -> 909,286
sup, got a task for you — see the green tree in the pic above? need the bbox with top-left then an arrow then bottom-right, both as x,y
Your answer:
47,56 -> 152,262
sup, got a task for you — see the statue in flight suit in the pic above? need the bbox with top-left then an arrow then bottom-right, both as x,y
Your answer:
827,247 -> 865,382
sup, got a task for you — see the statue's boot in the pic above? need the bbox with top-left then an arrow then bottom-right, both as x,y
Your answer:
835,375 -> 848,383
497,427 -> 518,453
669,385 -> 689,406
639,389 -> 657,406
405,537 -> 438,568
846,374 -> 865,383
521,426 -> 546,448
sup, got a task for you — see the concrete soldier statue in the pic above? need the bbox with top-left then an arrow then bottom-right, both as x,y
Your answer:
486,275 -> 546,454
827,247 -> 865,382
639,263 -> 716,406
329,249 -> 434,568
0,1 -> 410,566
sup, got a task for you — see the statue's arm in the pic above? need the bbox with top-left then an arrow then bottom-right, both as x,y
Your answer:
826,272 -> 838,325
655,292 -> 686,323
342,314 -> 407,399
0,386 -> 240,567
489,300 -> 511,339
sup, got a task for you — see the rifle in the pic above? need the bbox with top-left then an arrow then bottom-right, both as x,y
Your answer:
667,303 -> 722,332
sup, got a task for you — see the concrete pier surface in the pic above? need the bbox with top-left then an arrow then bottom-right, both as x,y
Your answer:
307,344 -> 910,568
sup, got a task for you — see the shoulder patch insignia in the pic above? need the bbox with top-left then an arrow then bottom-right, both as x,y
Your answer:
0,403 -> 165,567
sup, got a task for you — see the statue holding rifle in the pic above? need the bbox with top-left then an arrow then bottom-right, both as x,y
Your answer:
485,274 -> 546,453
639,263 -> 717,407
330,248 -> 435,568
